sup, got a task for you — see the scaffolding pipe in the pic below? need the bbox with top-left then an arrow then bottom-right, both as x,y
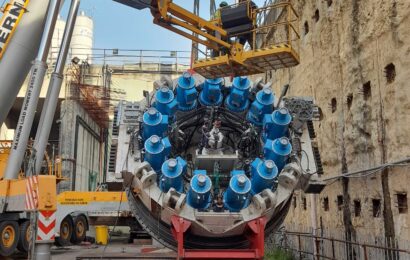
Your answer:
0,0 -> 52,126
33,0 -> 81,175
3,0 -> 62,180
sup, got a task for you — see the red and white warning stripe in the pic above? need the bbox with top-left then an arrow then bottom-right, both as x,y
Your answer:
37,211 -> 56,241
25,176 -> 39,210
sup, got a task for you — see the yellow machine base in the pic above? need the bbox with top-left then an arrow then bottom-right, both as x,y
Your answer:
193,44 -> 300,78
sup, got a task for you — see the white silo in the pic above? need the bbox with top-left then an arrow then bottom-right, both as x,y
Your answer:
70,11 -> 94,64
49,15 -> 66,64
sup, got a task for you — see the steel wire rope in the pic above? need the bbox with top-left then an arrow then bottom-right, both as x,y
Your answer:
322,158 -> 410,185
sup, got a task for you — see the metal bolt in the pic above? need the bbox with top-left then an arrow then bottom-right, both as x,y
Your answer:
263,88 -> 272,95
279,137 -> 289,146
183,72 -> 191,83
197,174 -> 206,187
150,135 -> 160,145
160,86 -> 170,98
147,107 -> 157,117
264,160 -> 275,172
237,175 -> 246,187
261,88 -> 272,101
168,159 -> 177,170
279,107 -> 288,115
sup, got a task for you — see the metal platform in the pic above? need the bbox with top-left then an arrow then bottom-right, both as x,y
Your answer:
192,44 -> 300,78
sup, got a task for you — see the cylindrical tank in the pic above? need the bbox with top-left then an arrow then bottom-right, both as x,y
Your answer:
250,158 -> 278,194
70,10 -> 93,63
225,76 -> 251,112
159,157 -> 186,193
144,135 -> 171,172
142,107 -> 168,141
49,15 -> 66,63
154,86 -> 178,118
187,170 -> 212,209
176,72 -> 197,111
0,0 -> 51,126
199,78 -> 223,106
263,107 -> 292,141
263,137 -> 292,172
223,170 -> 251,212
247,88 -> 275,126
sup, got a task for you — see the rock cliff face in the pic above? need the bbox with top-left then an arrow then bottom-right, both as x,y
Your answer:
264,0 -> 410,240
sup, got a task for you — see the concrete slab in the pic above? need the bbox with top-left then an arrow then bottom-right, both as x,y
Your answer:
7,236 -> 174,260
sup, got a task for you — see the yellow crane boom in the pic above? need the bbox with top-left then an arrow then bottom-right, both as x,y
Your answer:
114,0 -> 300,78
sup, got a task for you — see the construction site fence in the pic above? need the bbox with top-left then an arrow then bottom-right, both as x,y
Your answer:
267,228 -> 410,260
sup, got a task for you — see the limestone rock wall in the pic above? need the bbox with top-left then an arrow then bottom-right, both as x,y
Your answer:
264,0 -> 410,240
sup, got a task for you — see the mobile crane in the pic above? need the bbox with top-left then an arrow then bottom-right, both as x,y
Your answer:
0,0 -> 323,259
0,1 -> 136,259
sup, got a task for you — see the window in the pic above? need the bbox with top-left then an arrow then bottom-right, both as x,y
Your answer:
331,98 -> 337,113
362,81 -> 371,101
304,21 -> 309,35
346,93 -> 353,109
293,196 -> 297,209
397,193 -> 408,214
354,200 -> 361,217
323,197 -> 329,211
385,63 -> 396,84
314,9 -> 320,23
302,197 -> 307,210
326,0 -> 333,7
337,195 -> 343,211
372,199 -> 381,217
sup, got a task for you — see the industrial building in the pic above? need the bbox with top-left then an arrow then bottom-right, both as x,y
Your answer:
0,0 -> 409,259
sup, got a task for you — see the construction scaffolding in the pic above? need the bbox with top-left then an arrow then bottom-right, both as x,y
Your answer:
66,63 -> 125,129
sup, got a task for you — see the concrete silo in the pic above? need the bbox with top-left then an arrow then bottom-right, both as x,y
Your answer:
70,10 -> 94,63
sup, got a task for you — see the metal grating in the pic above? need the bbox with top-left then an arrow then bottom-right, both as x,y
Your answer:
193,44 -> 299,78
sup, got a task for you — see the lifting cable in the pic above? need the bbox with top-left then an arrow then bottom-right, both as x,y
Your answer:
322,157 -> 410,183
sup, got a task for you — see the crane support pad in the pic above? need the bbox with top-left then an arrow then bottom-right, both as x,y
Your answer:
193,44 -> 300,78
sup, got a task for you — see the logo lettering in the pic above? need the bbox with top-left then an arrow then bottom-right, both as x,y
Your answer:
0,0 -> 30,59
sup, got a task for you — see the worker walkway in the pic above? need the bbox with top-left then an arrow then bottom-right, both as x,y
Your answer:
193,43 -> 299,78
193,2 -> 300,78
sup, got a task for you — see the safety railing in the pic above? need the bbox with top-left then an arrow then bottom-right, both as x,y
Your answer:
253,1 -> 300,51
197,1 -> 300,61
48,47 -> 191,73
267,229 -> 410,260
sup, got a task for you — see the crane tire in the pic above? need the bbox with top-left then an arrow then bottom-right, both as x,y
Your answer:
55,216 -> 74,247
0,220 -> 20,256
17,221 -> 31,253
71,215 -> 87,244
